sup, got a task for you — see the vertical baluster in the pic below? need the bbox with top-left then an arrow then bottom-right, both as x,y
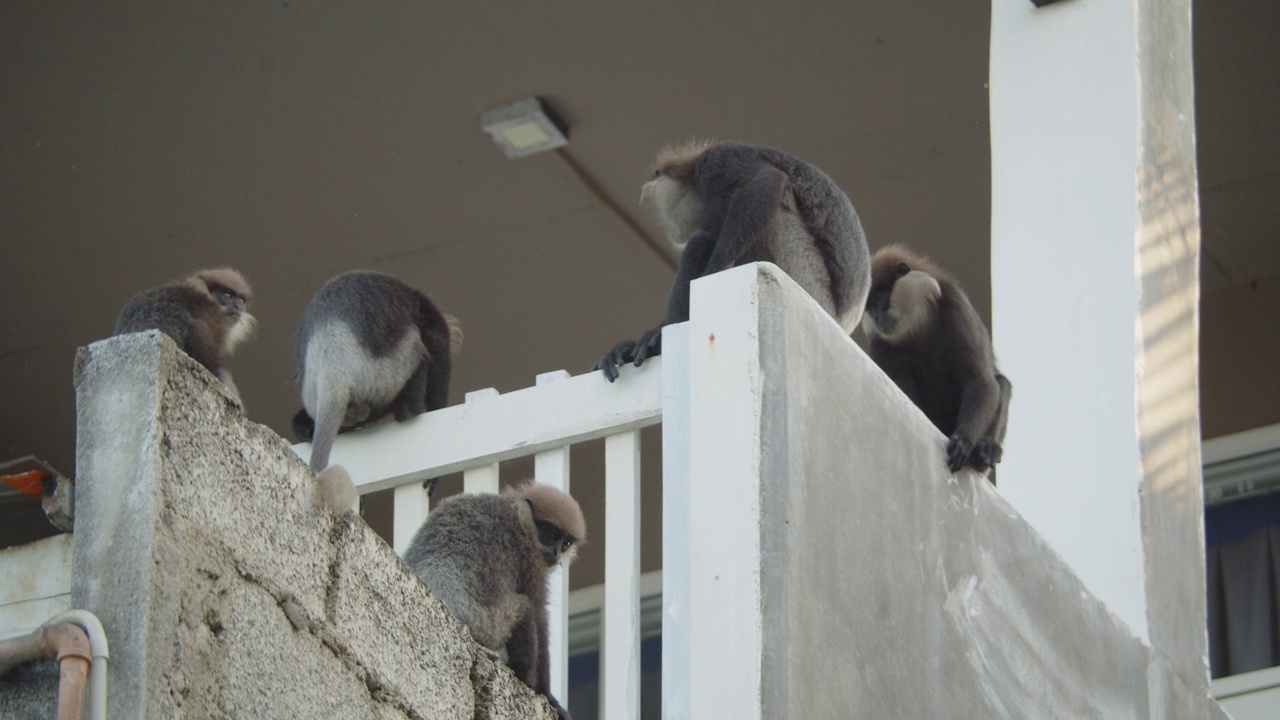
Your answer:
535,369 -> 572,708
603,429 -> 641,720
392,482 -> 429,556
463,388 -> 501,494
661,324 -> 692,719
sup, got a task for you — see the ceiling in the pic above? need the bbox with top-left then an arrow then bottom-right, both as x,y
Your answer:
0,2 -> 1275,570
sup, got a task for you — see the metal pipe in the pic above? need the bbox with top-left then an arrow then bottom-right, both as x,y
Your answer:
48,611 -> 109,720
43,623 -> 91,720
0,621 -> 92,720
0,632 -> 43,675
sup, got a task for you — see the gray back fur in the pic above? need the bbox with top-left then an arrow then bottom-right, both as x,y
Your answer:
402,493 -> 541,649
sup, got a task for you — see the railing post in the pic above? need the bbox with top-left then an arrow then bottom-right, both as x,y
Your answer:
687,265 -> 765,720
462,388 -> 501,494
602,429 -> 641,720
661,323 -> 692,720
392,482 -> 429,555
534,370 -> 572,707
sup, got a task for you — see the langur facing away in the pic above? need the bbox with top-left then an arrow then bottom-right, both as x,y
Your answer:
292,270 -> 460,474
593,140 -> 871,380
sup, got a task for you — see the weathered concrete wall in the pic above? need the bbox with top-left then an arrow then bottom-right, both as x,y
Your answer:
64,331 -> 556,720
695,263 -> 1228,719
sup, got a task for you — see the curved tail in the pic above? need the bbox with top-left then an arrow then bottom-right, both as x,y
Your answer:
444,314 -> 465,358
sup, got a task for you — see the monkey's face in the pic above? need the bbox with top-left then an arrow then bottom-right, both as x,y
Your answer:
209,283 -> 248,318
208,283 -> 256,353
641,169 -> 701,246
535,519 -> 580,569
862,260 -> 941,343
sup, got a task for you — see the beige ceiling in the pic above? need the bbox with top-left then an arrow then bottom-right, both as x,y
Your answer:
1,2 -> 1275,573
1,2 -> 995,475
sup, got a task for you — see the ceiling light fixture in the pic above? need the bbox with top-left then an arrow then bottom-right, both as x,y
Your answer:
481,97 -> 569,158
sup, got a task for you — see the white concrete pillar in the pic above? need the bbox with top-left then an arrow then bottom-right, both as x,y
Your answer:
990,0 -> 1202,678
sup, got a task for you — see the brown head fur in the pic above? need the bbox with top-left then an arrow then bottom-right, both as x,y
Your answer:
869,245 -> 953,287
503,481 -> 587,543
187,267 -> 253,302
652,138 -> 717,183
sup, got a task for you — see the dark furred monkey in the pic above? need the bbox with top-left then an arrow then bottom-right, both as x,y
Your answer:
292,270 -> 461,473
592,140 -> 871,380
114,267 -> 256,400
862,245 -> 1012,476
404,482 -> 585,720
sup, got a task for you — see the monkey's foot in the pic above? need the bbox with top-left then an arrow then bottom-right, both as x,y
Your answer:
292,409 -> 316,441
968,439 -> 1003,472
632,327 -> 663,367
591,340 -> 638,383
946,435 -> 974,473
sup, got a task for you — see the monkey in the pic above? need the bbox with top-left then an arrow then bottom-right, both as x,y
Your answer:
403,481 -> 585,720
861,245 -> 1012,476
592,140 -> 871,381
292,270 -> 461,474
114,267 -> 256,400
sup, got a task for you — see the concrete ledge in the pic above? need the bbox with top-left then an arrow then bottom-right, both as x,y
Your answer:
691,263 -> 1224,719
64,331 -> 555,719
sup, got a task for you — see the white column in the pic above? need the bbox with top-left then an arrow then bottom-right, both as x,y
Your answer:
990,0 -> 1198,639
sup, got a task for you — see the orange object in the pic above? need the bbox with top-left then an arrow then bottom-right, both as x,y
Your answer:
2,469 -> 50,495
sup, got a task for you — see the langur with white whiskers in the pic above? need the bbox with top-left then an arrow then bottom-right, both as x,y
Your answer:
862,245 -> 1012,478
114,267 -> 256,402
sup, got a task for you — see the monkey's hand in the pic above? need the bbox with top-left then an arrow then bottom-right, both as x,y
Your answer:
631,326 -> 663,367
591,340 -> 637,383
292,409 -> 316,442
968,439 -> 1003,472
946,435 -> 974,473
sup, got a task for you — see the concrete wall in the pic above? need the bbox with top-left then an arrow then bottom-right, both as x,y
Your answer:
689,263 -> 1227,719
53,331 -> 556,720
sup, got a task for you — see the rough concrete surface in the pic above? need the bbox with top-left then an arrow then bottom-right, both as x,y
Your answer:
0,660 -> 59,720
54,331 -> 556,719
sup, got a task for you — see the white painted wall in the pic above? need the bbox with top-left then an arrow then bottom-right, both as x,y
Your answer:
989,0 -> 1148,635
0,533 -> 72,639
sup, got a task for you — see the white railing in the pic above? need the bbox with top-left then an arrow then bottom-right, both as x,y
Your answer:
290,342 -> 676,720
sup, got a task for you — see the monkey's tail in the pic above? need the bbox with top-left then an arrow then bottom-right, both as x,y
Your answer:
444,315 -> 464,358
315,465 -> 358,514
308,380 -> 350,474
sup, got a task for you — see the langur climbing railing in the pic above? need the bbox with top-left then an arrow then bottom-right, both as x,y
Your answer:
291,335 -> 683,720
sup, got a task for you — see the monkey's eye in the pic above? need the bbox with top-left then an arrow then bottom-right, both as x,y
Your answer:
894,262 -> 911,277
652,169 -> 662,179
561,538 -> 573,552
